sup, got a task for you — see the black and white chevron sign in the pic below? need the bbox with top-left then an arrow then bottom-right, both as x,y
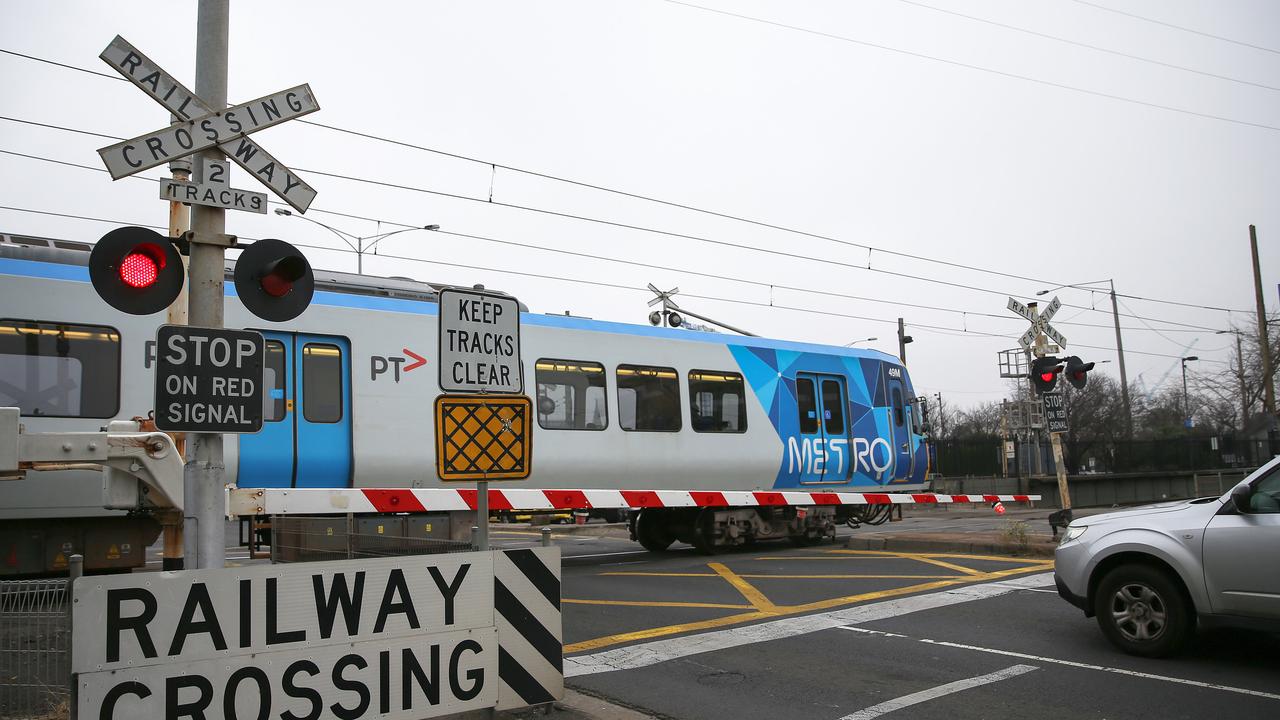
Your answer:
495,547 -> 564,710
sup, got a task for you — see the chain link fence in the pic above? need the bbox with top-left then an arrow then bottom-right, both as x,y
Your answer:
0,578 -> 72,720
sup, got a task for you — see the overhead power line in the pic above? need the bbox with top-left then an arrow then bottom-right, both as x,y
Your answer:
659,0 -> 1280,134
0,46 -> 1255,317
896,0 -> 1280,92
0,137 -> 1230,335
1067,0 -> 1280,56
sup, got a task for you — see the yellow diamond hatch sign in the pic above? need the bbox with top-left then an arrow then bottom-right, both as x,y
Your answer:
435,394 -> 532,481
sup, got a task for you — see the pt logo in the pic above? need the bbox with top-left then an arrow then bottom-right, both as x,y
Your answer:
371,348 -> 427,382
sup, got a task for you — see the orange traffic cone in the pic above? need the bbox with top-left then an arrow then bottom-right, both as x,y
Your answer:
992,501 -> 1006,515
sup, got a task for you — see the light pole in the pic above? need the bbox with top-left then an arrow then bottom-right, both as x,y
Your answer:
844,337 -> 877,347
1182,355 -> 1199,469
1039,279 -> 1130,437
1181,355 -> 1200,427
274,209 -> 439,274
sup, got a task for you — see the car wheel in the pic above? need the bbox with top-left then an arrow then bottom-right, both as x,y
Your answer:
1093,564 -> 1192,657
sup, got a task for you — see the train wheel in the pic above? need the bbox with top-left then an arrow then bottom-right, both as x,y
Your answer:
691,508 -> 719,555
635,509 -> 674,552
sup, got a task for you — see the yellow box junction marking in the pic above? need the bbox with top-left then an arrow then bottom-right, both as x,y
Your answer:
563,549 -> 1051,654
434,394 -> 531,480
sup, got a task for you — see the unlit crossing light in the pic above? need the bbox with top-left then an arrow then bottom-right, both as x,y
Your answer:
233,238 -> 314,322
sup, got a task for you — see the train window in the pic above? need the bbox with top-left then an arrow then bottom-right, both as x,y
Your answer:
910,397 -> 923,434
796,377 -> 818,434
263,340 -> 286,422
821,379 -> 845,435
536,359 -> 608,430
302,343 -> 343,423
0,319 -> 120,418
891,387 -> 905,427
617,364 -> 681,432
689,370 -> 747,433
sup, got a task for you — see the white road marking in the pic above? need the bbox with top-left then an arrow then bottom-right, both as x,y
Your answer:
567,550 -> 663,559
564,572 -> 1053,677
838,664 -> 1038,719
838,626 -> 1280,702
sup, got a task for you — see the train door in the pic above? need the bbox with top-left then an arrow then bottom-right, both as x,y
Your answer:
887,376 -> 914,480
238,332 -> 352,488
795,372 -> 850,484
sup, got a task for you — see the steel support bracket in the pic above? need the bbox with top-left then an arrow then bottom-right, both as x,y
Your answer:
181,230 -> 238,248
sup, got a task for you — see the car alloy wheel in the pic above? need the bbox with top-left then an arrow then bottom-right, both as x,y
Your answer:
1109,581 -> 1168,643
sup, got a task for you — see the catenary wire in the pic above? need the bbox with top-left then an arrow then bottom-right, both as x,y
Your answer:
0,201 -> 1214,362
659,1 -> 1280,134
894,0 -> 1280,92
1067,0 -> 1280,56
0,46 -> 1255,316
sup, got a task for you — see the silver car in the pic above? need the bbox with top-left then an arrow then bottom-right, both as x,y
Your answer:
1054,457 -> 1280,657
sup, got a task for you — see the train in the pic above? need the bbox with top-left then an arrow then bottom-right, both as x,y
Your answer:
0,231 -> 931,573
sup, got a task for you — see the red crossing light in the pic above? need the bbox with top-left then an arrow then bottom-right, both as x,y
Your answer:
118,248 -> 162,288
89,227 -> 184,315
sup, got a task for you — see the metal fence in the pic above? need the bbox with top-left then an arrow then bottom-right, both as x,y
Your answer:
0,579 -> 71,720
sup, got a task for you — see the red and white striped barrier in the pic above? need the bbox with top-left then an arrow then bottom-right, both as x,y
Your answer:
227,487 -> 1038,516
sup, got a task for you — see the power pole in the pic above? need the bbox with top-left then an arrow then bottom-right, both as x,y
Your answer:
183,0 -> 230,569
897,318 -> 911,363
1250,225 -> 1276,457
1236,332 -> 1249,460
1108,281 -> 1132,437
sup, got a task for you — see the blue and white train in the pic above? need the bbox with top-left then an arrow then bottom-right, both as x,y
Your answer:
0,232 -> 930,571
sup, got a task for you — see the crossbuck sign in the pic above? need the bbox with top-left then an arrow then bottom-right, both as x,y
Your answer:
97,36 -> 318,213
1007,296 -> 1067,350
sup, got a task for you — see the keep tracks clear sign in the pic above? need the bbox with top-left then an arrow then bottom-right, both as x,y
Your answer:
74,553 -> 499,719
438,288 -> 522,394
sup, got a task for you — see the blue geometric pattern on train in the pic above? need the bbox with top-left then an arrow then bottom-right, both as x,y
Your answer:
729,346 -> 909,489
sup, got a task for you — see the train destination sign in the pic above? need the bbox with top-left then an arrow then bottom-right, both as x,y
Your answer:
97,35 -> 318,212
438,288 -> 523,394
74,552 -> 497,720
154,325 -> 264,433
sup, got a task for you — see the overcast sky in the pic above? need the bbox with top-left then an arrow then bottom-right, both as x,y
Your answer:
2,0 -> 1278,410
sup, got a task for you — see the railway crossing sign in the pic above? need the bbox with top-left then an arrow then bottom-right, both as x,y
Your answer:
438,288 -> 523,394
1008,296 -> 1067,350
154,325 -> 264,433
98,35 -> 318,212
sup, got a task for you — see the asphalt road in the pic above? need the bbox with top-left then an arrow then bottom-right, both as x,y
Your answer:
544,533 -> 1279,720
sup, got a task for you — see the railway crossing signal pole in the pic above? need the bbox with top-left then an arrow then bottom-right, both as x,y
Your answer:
185,0 -> 231,569
1009,297 -> 1071,511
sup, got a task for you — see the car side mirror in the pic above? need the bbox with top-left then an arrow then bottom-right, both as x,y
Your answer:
1230,485 -> 1252,514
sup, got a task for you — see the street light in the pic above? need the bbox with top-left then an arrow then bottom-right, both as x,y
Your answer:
844,337 -> 877,347
1038,278 -> 1130,436
1217,329 -> 1251,437
274,208 -> 439,274
1181,356 -> 1200,428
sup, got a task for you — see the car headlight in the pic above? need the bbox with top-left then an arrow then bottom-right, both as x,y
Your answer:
1060,525 -> 1088,544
